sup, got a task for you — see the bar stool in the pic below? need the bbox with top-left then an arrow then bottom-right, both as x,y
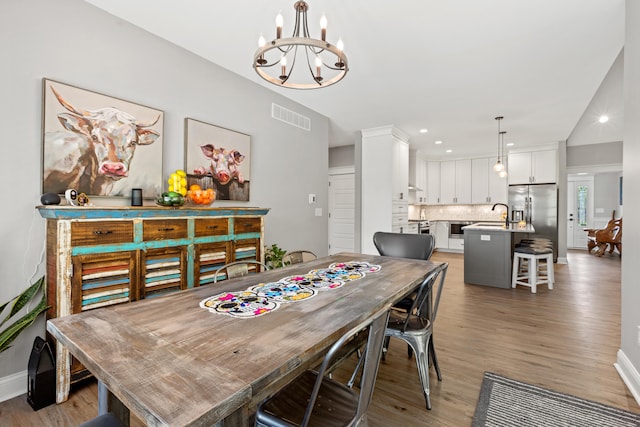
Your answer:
512,242 -> 554,293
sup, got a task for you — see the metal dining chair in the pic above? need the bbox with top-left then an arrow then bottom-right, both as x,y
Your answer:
77,413 -> 125,427
255,309 -> 390,427
385,262 -> 448,410
372,231 -> 438,358
282,250 -> 318,266
212,260 -> 269,283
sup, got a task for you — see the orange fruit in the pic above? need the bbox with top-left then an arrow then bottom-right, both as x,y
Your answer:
190,184 -> 201,191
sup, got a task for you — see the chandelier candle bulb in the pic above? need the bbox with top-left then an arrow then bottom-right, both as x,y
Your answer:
320,14 -> 327,41
276,12 -> 283,39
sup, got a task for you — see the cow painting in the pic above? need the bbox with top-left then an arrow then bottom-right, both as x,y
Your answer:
42,82 -> 163,197
185,118 -> 251,201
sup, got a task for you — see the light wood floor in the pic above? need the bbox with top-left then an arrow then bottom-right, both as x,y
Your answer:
1,250 -> 637,426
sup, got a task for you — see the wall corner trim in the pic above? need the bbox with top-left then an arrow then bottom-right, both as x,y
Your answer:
614,348 -> 640,406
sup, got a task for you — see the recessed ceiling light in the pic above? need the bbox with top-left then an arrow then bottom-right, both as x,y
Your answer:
435,140 -> 443,145
445,149 -> 452,153
506,142 -> 514,147
419,128 -> 428,134
599,115 -> 609,123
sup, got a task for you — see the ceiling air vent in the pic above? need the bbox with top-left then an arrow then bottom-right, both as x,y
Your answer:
271,103 -> 311,131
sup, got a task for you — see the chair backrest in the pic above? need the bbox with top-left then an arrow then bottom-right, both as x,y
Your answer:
282,250 -> 318,266
302,309 -> 390,427
400,263 -> 448,332
373,232 -> 435,260
212,260 -> 269,283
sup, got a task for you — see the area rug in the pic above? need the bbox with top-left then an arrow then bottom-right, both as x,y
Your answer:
472,372 -> 640,427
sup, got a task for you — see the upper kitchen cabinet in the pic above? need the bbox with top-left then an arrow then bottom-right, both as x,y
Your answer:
471,157 -> 508,204
507,149 -> 557,185
409,149 -> 428,204
440,159 -> 472,204
361,126 -> 409,254
426,161 -> 441,204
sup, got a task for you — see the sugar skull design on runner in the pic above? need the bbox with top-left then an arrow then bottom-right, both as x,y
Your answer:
280,272 -> 347,290
328,261 -> 382,274
199,291 -> 279,318
248,282 -> 317,303
306,267 -> 366,283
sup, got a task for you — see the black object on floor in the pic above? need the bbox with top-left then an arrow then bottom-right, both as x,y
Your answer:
27,336 -> 56,411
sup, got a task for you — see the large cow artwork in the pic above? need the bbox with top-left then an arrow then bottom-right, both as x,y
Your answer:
43,83 -> 161,196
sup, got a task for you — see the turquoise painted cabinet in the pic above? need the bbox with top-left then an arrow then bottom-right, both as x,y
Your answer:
37,206 -> 269,402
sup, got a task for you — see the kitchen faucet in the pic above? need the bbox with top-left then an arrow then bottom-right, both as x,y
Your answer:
492,203 -> 510,228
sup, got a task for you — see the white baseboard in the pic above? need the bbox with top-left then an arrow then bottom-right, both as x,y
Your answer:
556,257 -> 568,264
0,370 -> 27,403
614,349 -> 640,406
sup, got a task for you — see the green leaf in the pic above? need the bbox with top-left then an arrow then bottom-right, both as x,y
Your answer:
0,276 -> 45,329
0,293 -> 49,354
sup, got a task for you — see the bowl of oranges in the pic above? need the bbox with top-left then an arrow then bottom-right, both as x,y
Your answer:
186,184 -> 216,206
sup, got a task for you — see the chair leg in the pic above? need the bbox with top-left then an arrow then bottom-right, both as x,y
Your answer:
528,257 -> 537,293
429,337 -> 442,381
347,347 -> 365,389
381,336 -> 390,361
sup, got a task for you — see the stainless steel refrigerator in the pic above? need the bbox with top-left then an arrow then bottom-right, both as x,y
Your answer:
508,184 -> 558,262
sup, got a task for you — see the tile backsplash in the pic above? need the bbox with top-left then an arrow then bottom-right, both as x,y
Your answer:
408,204 -> 504,221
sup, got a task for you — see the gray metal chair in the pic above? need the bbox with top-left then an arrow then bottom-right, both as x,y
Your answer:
255,309 -> 390,427
77,413 -> 125,427
372,231 -> 439,360
212,260 -> 269,283
385,262 -> 448,409
282,250 -> 318,266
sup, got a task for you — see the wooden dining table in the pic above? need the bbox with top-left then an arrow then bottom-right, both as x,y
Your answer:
46,252 -> 444,426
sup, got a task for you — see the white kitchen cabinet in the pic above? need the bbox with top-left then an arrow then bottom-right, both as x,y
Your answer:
426,161 -> 441,204
361,126 -> 409,254
433,221 -> 449,249
472,157 -> 508,204
508,149 -> 557,185
406,223 -> 419,234
440,159 -> 471,204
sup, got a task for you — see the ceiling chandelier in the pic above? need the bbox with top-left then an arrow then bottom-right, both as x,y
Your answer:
493,116 -> 508,178
253,1 -> 348,89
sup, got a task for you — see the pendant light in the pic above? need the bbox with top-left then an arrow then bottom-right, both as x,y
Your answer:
493,116 -> 505,172
498,130 -> 508,178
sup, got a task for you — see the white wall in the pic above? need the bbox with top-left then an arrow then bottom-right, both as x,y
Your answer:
0,0 -> 330,396
568,49 -> 624,146
618,0 -> 640,404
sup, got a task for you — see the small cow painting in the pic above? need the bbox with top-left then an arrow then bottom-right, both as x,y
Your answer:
185,118 -> 251,201
42,79 -> 164,198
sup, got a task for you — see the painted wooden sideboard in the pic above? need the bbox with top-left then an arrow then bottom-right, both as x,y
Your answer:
36,205 -> 269,403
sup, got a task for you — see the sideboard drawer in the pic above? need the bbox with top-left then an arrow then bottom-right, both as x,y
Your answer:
194,218 -> 229,237
71,221 -> 134,246
143,219 -> 188,241
234,217 -> 262,234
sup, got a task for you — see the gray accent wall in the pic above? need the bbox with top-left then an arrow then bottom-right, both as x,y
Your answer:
329,145 -> 355,168
0,0 -> 329,387
567,141 -> 623,167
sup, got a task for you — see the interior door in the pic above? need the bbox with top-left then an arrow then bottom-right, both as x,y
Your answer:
328,172 -> 355,255
567,177 -> 594,249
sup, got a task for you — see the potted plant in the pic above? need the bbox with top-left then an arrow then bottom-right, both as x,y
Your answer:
265,244 -> 287,269
0,276 -> 48,354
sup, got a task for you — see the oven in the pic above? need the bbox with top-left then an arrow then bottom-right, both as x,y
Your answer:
418,220 -> 430,234
449,221 -> 473,239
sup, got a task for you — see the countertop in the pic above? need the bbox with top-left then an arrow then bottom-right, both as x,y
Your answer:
463,222 -> 535,233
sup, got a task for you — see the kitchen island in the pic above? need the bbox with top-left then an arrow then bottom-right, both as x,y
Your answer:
462,222 -> 535,288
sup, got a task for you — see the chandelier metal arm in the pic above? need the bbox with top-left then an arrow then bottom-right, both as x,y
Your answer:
254,37 -> 348,89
